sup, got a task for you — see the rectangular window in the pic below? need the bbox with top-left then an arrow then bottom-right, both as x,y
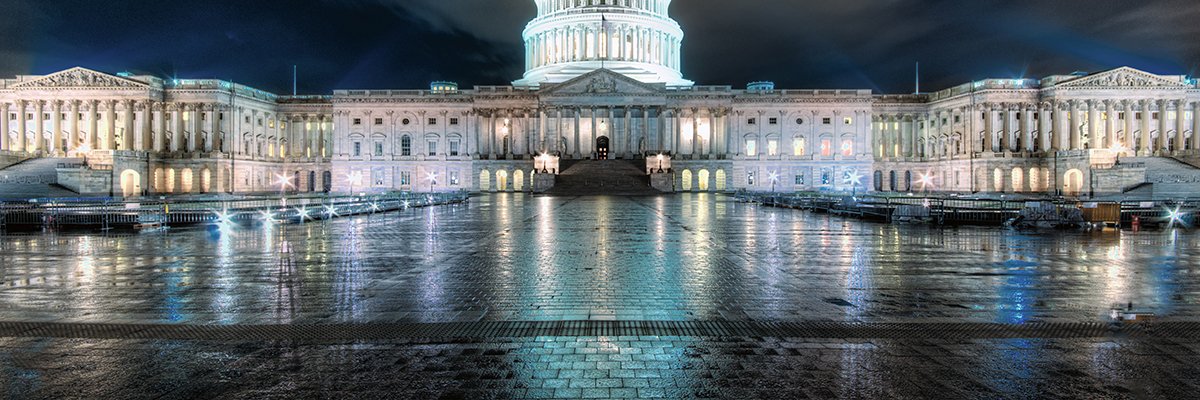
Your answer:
746,139 -> 757,156
820,139 -> 833,157
401,138 -> 412,156
954,115 -> 961,123
258,119 -> 263,126
1153,112 -> 1159,120
428,140 -> 437,156
353,142 -> 361,157
843,117 -> 853,125
794,174 -> 805,186
822,118 -> 832,125
767,139 -> 778,156
375,118 -> 383,125
747,118 -> 756,125
841,139 -> 854,156
373,168 -> 386,186
428,118 -> 437,125
747,171 -> 756,186
374,142 -> 383,156
450,140 -> 460,156
768,117 -> 778,125
400,171 -> 411,186
1168,111 -> 1177,120
450,171 -> 460,186
449,118 -> 459,125
353,118 -> 362,125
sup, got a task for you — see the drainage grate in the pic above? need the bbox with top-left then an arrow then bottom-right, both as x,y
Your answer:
0,320 -> 1191,342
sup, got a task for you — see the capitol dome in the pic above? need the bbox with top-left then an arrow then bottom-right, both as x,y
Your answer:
512,0 -> 693,88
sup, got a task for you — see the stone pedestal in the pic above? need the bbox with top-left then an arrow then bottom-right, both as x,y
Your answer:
532,173 -> 556,193
650,172 -> 674,193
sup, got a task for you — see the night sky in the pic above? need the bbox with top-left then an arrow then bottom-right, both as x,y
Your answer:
2,0 -> 1198,94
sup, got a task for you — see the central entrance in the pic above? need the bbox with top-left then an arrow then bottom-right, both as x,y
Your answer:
596,136 -> 610,160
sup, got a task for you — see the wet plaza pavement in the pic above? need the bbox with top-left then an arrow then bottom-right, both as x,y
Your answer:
1,193 -> 1199,398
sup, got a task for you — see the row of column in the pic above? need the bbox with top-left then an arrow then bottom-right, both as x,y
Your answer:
469,106 -> 729,159
527,24 -> 679,70
875,99 -> 1199,160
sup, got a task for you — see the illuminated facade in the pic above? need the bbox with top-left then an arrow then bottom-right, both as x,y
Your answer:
1,1 -> 1198,198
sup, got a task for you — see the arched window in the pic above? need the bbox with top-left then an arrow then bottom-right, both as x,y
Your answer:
680,170 -> 693,191
793,137 -> 806,156
479,169 -> 491,191
715,170 -> 727,191
698,169 -> 710,191
1012,168 -> 1024,192
873,171 -> 883,192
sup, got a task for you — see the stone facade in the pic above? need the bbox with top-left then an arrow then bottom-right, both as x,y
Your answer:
1,1 -> 1198,198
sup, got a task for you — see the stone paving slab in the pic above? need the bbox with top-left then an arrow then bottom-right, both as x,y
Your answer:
0,320 -> 1196,342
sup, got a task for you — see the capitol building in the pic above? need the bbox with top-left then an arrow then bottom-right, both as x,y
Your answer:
1,0 -> 1198,198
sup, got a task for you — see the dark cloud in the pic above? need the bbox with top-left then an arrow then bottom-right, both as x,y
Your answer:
1,0 -> 1198,93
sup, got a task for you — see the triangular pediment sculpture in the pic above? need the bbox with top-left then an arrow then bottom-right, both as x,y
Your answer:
1058,67 -> 1187,88
11,67 -> 148,89
541,69 -> 664,96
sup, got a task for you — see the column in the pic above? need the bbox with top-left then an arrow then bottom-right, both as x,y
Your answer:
172,105 -> 184,152
1193,101 -> 1200,152
0,102 -> 8,151
691,109 -> 701,156
676,109 -> 686,156
591,108 -> 599,157
29,101 -> 44,152
1122,100 -> 1134,151
1102,100 -> 1115,150
65,100 -> 78,152
49,100 -> 62,154
1175,99 -> 1187,153
124,100 -> 135,151
1086,100 -> 1098,150
15,101 -> 27,152
657,107 -> 667,153
982,104 -> 994,152
141,102 -> 153,151
623,107 -> 632,157
86,101 -> 99,151
105,100 -> 117,151
487,111 -> 497,158
1140,100 -> 1152,155
1037,103 -> 1051,153
1053,102 -> 1067,151
1069,101 -> 1082,150
1159,99 -> 1170,153
1022,106 -> 1034,152
707,109 -> 716,158
573,107 -> 581,158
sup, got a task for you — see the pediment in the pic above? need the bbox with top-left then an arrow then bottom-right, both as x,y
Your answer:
11,67 -> 149,89
540,69 -> 664,96
1057,67 -> 1187,88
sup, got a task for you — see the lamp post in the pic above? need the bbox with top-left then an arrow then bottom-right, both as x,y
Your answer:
656,154 -> 665,173
426,171 -> 438,193
347,171 -> 362,196
844,169 -> 863,198
274,173 -> 292,207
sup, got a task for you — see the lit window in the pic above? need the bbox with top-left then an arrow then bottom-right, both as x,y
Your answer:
793,138 -> 806,156
767,139 -> 778,156
841,139 -> 854,156
843,117 -> 853,125
747,171 -> 755,186
450,171 -> 460,186
746,139 -> 757,156
820,139 -> 832,156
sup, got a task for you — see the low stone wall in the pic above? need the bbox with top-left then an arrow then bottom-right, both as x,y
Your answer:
57,168 -> 112,195
650,172 -> 673,192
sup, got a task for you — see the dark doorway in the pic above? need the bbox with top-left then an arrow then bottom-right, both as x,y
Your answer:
596,136 -> 610,160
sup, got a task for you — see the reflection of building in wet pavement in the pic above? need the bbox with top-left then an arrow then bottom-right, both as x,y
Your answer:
5,1 -> 1200,199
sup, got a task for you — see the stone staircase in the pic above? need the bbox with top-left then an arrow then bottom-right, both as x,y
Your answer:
0,157 -> 83,199
547,159 -> 661,196
1128,157 -> 1200,200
